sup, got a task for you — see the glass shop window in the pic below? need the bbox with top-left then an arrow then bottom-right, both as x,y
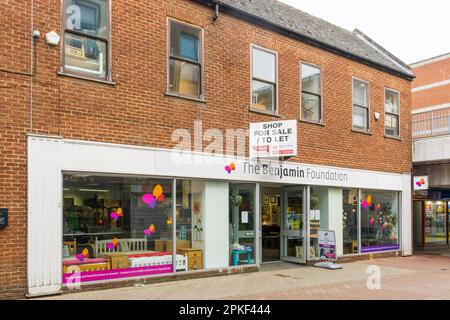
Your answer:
252,46 -> 277,113
175,180 -> 206,271
342,189 -> 358,255
229,184 -> 256,266
168,20 -> 203,98
62,175 -> 175,285
62,0 -> 110,80
360,190 -> 399,253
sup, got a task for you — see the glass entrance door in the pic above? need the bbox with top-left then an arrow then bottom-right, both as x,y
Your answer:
281,187 -> 306,263
229,184 -> 256,265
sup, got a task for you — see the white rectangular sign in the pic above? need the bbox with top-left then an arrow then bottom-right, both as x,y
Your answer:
413,176 -> 429,190
318,230 -> 337,261
249,120 -> 297,158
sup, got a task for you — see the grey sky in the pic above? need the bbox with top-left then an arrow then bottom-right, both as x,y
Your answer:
280,0 -> 450,64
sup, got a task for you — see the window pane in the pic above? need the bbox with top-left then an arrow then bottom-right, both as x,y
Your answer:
343,189 -> 358,255
301,92 -> 321,122
424,201 -> 447,245
385,114 -> 399,136
360,190 -> 399,252
65,0 -> 108,38
176,180 -> 206,271
252,80 -> 275,112
301,64 -> 320,94
252,48 -> 276,83
62,175 -> 175,284
353,79 -> 368,107
385,89 -> 400,114
64,33 -> 107,79
353,105 -> 368,130
169,59 -> 200,97
229,184 -> 256,266
170,22 -> 200,62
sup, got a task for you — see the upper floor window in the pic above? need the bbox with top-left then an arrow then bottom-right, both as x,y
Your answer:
62,0 -> 110,81
352,79 -> 369,131
251,46 -> 277,113
301,63 -> 322,123
168,20 -> 203,99
385,89 -> 400,137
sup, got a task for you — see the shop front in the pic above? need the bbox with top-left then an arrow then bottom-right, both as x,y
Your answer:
413,191 -> 450,248
26,135 -> 412,297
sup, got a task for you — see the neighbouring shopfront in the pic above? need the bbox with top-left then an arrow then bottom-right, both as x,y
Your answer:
413,192 -> 450,248
26,135 -> 412,296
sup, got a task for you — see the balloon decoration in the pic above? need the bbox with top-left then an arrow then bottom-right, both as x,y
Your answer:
75,248 -> 89,261
142,185 -> 165,209
144,224 -> 156,236
111,207 -> 124,221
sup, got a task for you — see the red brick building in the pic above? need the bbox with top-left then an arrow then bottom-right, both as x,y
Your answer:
0,0 -> 413,299
411,53 -> 450,249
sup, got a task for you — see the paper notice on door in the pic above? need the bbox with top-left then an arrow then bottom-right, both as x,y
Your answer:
309,210 -> 315,220
241,211 -> 249,224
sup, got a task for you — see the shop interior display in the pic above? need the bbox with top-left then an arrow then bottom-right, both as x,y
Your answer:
62,175 -> 205,280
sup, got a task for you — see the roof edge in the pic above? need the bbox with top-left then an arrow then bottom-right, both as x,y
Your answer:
353,29 -> 412,75
191,0 -> 414,81
410,52 -> 450,68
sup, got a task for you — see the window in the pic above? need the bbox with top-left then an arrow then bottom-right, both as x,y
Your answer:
352,79 -> 369,131
301,64 -> 322,123
62,0 -> 110,80
62,175 -> 208,285
62,175 -> 174,284
168,20 -> 202,98
342,189 -> 358,255
385,89 -> 400,137
252,46 -> 277,113
360,190 -> 399,252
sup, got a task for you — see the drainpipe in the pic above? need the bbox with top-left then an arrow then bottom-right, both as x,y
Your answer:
30,0 -> 34,132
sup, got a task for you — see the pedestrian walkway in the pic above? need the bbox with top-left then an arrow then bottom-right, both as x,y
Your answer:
38,254 -> 450,300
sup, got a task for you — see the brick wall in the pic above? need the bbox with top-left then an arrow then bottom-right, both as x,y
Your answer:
0,0 -> 412,298
411,56 -> 450,110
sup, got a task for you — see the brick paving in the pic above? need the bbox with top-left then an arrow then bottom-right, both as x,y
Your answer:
38,252 -> 450,300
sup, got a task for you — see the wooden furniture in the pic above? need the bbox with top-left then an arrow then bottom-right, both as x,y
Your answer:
309,220 -> 320,239
128,254 -> 188,271
351,240 -> 358,253
63,258 -> 110,273
101,252 -> 129,269
94,237 -> 147,257
177,248 -> 203,270
155,240 -> 191,252
231,248 -> 251,266
63,239 -> 77,256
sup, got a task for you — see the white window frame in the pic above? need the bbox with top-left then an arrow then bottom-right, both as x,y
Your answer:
352,77 -> 370,132
300,61 -> 323,124
250,44 -> 278,115
60,0 -> 113,82
384,87 -> 401,139
166,18 -> 204,100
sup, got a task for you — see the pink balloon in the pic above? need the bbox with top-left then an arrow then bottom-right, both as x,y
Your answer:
142,193 -> 154,205
75,254 -> 84,261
